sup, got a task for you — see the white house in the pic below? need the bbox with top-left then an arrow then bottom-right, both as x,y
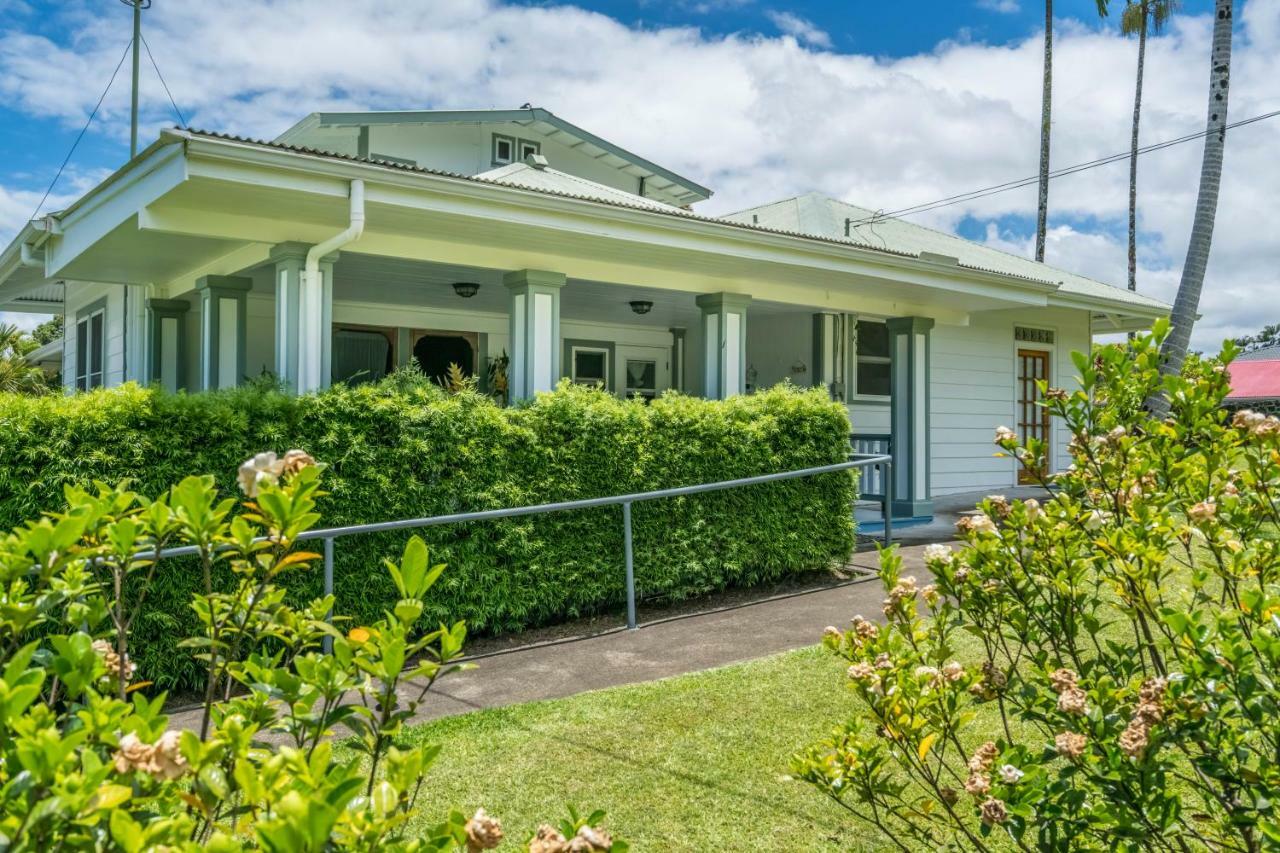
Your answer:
0,106 -> 1168,518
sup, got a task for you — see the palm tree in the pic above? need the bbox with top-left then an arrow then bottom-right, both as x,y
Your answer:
1034,0 -> 1054,262
0,324 -> 51,395
1148,0 -> 1234,415
1121,0 -> 1180,293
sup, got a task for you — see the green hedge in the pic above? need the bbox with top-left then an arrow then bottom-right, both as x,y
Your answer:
0,378 -> 855,691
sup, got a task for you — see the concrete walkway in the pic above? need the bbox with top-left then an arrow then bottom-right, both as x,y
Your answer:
169,540 -> 953,732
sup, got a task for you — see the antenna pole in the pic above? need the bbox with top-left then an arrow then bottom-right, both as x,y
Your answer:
129,0 -> 141,158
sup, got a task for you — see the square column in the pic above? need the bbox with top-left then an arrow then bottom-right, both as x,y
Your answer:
696,293 -> 751,399
147,298 -> 189,392
887,316 -> 934,518
504,269 -> 565,400
669,327 -> 687,393
270,243 -> 306,389
196,275 -> 251,391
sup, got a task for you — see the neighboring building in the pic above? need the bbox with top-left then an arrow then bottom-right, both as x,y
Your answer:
0,106 -> 1168,517
1227,345 -> 1280,414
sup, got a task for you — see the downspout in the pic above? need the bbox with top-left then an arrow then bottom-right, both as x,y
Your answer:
298,179 -> 364,392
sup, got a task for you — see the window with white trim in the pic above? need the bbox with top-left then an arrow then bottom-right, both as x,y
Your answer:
854,320 -> 891,398
492,134 -> 516,166
75,306 -> 106,391
517,138 -> 541,161
571,346 -> 610,387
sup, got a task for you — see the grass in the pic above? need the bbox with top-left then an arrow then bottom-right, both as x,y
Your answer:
383,645 -> 900,851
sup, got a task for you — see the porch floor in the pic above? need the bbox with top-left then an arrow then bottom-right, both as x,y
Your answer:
856,485 -> 1053,545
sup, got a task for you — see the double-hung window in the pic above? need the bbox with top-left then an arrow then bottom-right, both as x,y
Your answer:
570,345 -> 610,388
75,303 -> 106,391
854,320 -> 891,398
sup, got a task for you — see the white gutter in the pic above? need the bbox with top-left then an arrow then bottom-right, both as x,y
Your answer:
19,243 -> 43,269
298,179 -> 364,392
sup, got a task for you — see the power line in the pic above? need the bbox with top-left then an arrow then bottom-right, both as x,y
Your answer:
140,32 -> 187,127
847,108 -> 1280,228
29,39 -> 133,221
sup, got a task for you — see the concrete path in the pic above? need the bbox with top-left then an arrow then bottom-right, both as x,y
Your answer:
168,541 -> 950,732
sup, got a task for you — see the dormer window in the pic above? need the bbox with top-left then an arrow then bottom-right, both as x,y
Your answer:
492,134 -> 516,165
518,139 -> 541,161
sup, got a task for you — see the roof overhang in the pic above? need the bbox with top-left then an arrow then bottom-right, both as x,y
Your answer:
0,130 -> 1161,327
278,107 -> 713,207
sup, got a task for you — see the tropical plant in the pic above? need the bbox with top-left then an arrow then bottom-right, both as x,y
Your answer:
793,322 -> 1280,850
1233,322 -> 1280,353
0,451 -> 625,850
1120,0 -> 1180,293
0,323 -> 51,395
31,313 -> 64,346
1149,0 -> 1234,415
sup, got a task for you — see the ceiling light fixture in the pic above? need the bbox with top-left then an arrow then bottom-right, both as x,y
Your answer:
452,282 -> 480,298
629,300 -> 654,315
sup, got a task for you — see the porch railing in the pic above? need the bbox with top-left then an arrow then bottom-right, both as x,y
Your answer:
851,434 -> 893,500
145,453 -> 892,639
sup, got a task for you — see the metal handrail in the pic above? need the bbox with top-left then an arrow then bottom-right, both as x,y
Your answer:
145,453 -> 893,635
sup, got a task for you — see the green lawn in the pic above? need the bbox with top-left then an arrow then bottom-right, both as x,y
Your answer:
390,645 -> 898,851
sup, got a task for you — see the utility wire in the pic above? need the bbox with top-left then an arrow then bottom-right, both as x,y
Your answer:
29,38 -> 133,221
140,32 -> 187,127
847,108 -> 1280,228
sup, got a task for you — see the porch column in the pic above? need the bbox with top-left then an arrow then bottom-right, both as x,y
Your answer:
504,269 -> 565,399
669,326 -> 686,393
196,275 -> 251,391
270,242 -> 307,389
147,298 -> 189,392
812,311 -> 849,401
887,316 -> 934,518
296,252 -> 338,394
696,292 -> 750,399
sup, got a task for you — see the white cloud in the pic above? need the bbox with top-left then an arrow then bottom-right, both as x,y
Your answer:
0,0 -> 1277,352
765,10 -> 833,48
976,0 -> 1021,13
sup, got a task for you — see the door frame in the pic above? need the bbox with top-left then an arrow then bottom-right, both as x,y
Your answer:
1009,325 -> 1058,485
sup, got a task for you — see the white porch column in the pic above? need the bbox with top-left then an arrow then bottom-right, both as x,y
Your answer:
123,284 -> 150,384
696,292 -> 751,399
504,269 -> 565,400
270,242 -> 306,389
669,326 -> 687,393
196,275 -> 251,391
886,316 -> 934,518
146,298 -> 189,392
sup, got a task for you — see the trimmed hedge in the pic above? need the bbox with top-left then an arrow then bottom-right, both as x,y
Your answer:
0,378 -> 855,691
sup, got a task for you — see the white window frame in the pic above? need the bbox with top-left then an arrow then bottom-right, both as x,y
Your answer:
75,301 -> 107,391
570,345 -> 610,387
517,138 -> 541,161
492,133 -> 516,166
852,319 -> 891,401
624,358 -> 658,398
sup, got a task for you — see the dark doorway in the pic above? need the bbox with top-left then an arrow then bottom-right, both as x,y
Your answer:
414,334 -> 475,384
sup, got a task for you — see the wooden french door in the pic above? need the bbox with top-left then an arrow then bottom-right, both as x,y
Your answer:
1017,348 -> 1051,484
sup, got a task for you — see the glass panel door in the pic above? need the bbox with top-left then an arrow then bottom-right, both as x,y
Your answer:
1017,348 -> 1050,484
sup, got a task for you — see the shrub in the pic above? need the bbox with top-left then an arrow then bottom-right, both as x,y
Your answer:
0,454 -> 627,850
0,379 -> 854,690
792,323 -> 1280,850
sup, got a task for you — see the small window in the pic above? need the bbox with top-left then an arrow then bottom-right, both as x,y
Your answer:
571,346 -> 610,387
625,359 -> 657,401
855,320 -> 891,398
518,138 -> 541,161
492,134 -> 516,166
75,308 -> 105,391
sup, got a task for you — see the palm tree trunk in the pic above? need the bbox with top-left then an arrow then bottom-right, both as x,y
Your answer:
1035,0 -> 1053,262
1128,2 -> 1148,293
1148,0 -> 1233,416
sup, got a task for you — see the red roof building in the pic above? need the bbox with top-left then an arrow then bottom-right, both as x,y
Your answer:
1227,346 -> 1280,412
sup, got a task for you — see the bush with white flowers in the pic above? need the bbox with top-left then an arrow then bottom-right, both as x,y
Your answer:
0,454 -> 624,851
792,322 -> 1280,851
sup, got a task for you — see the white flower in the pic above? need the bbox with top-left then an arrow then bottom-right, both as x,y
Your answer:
923,543 -> 953,565
1024,498 -> 1043,521
1084,509 -> 1109,531
998,764 -> 1024,784
994,426 -> 1017,445
237,451 -> 281,497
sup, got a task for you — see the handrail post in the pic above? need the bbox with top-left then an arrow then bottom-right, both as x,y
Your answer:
322,536 -> 335,654
623,501 -> 636,630
882,460 -> 893,546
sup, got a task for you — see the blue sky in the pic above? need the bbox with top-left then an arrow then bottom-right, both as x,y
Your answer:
0,0 -> 1273,347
